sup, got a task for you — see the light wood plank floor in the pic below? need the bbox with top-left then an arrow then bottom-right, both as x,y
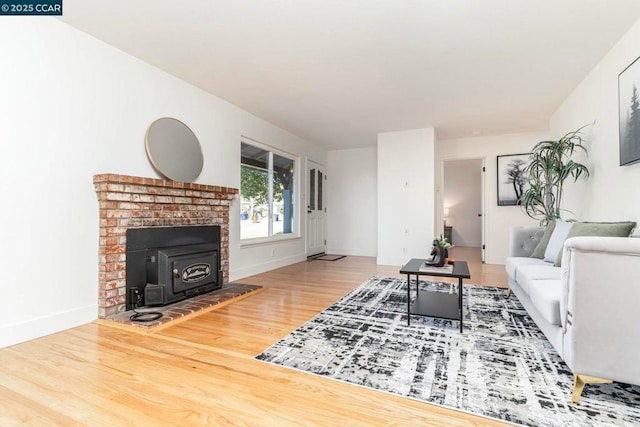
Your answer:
0,248 -> 509,426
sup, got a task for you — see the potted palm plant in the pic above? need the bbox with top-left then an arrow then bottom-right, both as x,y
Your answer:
520,126 -> 590,225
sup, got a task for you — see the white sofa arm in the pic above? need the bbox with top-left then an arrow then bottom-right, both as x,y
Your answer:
561,236 -> 640,385
564,235 -> 640,255
509,225 -> 544,257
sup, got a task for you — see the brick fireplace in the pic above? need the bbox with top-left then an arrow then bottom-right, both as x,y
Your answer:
94,174 -> 238,318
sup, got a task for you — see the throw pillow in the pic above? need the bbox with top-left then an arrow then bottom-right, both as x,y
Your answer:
543,220 -> 573,263
554,221 -> 637,266
530,220 -> 556,259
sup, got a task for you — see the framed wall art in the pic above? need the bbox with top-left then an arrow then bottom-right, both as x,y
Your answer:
619,55 -> 640,166
497,153 -> 530,206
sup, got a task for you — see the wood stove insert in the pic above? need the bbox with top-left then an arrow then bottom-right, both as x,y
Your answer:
126,226 -> 223,309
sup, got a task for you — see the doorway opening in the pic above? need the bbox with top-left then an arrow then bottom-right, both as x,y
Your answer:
443,158 -> 485,262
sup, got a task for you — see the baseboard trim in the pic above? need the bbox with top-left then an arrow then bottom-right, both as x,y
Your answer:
230,254 -> 307,282
0,304 -> 96,349
326,247 -> 376,257
376,255 -> 406,266
485,256 -> 505,265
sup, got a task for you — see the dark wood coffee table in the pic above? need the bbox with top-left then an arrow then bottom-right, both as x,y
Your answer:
399,258 -> 471,332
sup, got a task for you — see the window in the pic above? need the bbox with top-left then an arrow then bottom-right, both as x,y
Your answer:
240,141 -> 296,241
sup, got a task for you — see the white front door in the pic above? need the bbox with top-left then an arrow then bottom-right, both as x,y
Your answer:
307,161 -> 326,256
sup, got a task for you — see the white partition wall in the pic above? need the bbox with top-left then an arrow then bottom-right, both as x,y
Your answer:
327,147 -> 378,256
377,128 -> 435,266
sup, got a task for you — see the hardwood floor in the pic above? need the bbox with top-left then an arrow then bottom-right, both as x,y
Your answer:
0,249 -> 509,426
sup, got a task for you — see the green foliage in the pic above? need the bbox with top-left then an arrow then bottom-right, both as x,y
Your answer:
241,166 -> 269,205
435,234 -> 453,249
520,125 -> 590,225
240,166 -> 286,206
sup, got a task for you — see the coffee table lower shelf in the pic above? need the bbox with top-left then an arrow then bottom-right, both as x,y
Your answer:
410,290 -> 460,323
400,258 -> 470,332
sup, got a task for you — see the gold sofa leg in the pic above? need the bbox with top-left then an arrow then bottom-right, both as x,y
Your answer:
505,287 -> 511,297
571,374 -> 612,404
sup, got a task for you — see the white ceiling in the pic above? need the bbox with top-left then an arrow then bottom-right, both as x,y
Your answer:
60,1 -> 640,150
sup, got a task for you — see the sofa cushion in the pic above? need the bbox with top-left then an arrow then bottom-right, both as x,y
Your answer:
554,221 -> 637,266
544,220 -> 573,263
505,257 -> 549,281
528,280 -> 562,326
531,220 -> 556,259
517,264 -> 561,296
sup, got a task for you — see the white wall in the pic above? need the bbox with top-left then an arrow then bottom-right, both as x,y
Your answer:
551,17 -> 640,228
435,131 -> 549,264
0,19 -> 326,348
327,147 -> 377,256
377,128 -> 435,266
444,159 -> 483,247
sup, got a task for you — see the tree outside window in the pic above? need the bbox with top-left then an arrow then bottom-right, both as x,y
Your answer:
240,142 -> 295,240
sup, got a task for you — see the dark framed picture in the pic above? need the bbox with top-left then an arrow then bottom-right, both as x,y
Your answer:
619,55 -> 640,166
497,153 -> 530,206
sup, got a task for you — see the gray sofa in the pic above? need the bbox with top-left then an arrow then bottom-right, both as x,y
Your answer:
506,225 -> 640,402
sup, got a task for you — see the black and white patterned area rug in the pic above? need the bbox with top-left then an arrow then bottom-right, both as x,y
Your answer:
256,277 -> 640,426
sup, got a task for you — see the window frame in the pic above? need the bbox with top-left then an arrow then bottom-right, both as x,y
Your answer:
239,137 -> 300,246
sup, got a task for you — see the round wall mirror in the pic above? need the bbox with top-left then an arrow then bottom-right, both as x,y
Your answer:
145,117 -> 204,182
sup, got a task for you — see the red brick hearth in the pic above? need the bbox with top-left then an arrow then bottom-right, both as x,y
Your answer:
93,174 -> 238,318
